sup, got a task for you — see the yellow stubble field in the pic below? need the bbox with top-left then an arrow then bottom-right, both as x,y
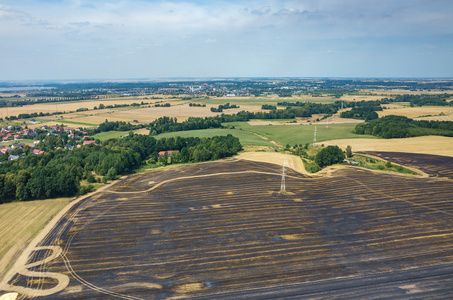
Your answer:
59,104 -> 263,125
380,105 -> 453,120
323,136 -> 453,157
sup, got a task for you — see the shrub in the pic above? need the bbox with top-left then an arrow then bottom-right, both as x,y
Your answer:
87,174 -> 96,183
78,184 -> 93,195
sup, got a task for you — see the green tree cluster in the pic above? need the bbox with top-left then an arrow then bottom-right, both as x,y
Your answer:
314,146 -> 345,167
354,115 -> 453,138
0,134 -> 241,204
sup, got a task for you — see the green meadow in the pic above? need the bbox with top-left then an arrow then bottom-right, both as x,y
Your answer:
229,122 -> 378,146
155,128 -> 273,147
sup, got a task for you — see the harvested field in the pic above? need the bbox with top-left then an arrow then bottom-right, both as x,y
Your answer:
60,104 -> 262,125
235,152 -> 307,174
379,105 -> 453,120
323,136 -> 453,157
0,198 -> 71,280
361,152 -> 453,180
0,99 -> 158,119
2,157 -> 453,299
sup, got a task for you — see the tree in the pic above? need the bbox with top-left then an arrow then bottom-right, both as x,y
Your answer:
346,145 -> 352,158
87,174 -> 96,183
315,145 -> 345,168
106,167 -> 117,180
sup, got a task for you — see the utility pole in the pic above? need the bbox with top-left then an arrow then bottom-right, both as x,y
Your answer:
313,125 -> 317,147
281,162 -> 286,193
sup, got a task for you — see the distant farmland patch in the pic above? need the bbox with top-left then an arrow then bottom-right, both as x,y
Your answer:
156,128 -> 273,147
92,131 -> 129,141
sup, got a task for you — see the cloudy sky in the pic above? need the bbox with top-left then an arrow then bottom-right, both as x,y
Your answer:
1,0 -> 452,80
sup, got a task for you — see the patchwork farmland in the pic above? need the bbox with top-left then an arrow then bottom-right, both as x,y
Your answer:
2,156 -> 453,299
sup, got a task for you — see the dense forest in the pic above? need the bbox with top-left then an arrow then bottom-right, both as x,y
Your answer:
0,134 -> 241,204
354,115 -> 453,138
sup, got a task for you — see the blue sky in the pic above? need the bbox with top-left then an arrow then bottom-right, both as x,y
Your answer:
1,0 -> 452,80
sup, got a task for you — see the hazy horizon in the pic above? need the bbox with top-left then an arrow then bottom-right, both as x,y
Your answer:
1,0 -> 453,81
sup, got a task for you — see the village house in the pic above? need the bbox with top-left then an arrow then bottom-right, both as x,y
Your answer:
33,149 -> 44,155
11,143 -> 25,149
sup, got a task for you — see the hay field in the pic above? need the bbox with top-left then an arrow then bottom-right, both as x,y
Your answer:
56,104 -> 263,126
362,89 -> 453,96
5,159 -> 453,298
198,95 -> 337,106
0,198 -> 71,280
236,152 -> 307,174
340,94 -> 387,102
0,98 -> 162,119
380,105 -> 453,120
323,136 -> 453,157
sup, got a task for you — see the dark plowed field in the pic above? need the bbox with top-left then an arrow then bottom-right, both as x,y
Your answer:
361,151 -> 453,179
4,158 -> 453,299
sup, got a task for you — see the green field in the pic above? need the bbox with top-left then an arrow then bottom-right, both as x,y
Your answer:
2,139 -> 35,146
229,122 -> 378,146
92,131 -> 129,141
155,128 -> 274,147
59,120 -> 98,127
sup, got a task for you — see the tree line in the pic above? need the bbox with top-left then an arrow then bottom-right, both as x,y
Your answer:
340,101 -> 382,121
391,94 -> 452,107
148,117 -> 223,136
0,133 -> 241,204
210,103 -> 239,112
354,115 -> 453,138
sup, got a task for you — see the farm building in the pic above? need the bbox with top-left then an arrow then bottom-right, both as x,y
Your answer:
158,150 -> 179,156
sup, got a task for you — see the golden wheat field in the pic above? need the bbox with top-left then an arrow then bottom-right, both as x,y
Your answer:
379,105 -> 453,119
323,136 -> 453,157
0,198 -> 71,279
0,99 -> 156,119
57,104 -> 263,125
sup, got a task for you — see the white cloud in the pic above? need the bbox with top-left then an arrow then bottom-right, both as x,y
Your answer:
1,0 -> 452,79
